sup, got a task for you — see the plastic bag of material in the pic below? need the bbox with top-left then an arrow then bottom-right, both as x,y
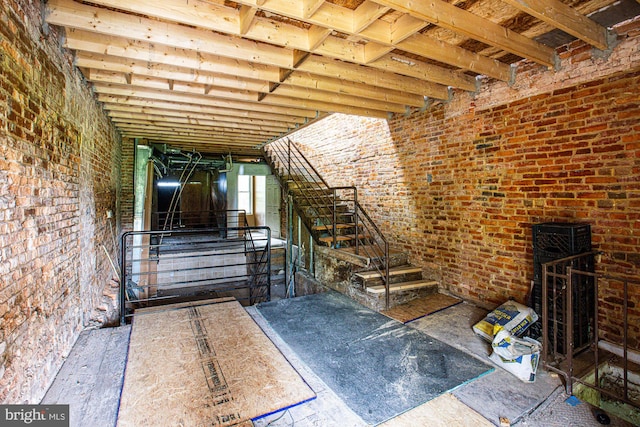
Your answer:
489,329 -> 541,383
472,300 -> 538,342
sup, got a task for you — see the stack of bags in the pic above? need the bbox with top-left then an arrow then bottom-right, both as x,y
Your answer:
473,300 -> 541,383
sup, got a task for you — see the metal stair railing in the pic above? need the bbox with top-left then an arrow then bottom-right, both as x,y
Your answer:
263,138 -> 390,308
266,138 -> 350,246
541,253 -> 639,411
119,223 -> 271,324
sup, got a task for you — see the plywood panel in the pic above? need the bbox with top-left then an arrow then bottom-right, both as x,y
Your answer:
379,393 -> 493,427
381,293 -> 462,323
118,299 -> 315,426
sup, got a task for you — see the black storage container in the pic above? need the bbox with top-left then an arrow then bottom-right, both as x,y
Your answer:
531,222 -> 594,353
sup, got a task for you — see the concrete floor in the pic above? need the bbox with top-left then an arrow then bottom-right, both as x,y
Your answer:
42,299 -> 634,427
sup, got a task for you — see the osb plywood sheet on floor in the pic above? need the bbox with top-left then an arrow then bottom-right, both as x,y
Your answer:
117,299 -> 315,427
381,293 -> 462,323
379,393 -> 493,427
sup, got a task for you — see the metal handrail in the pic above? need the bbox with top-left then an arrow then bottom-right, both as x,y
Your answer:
287,139 -> 331,188
152,209 -> 248,230
119,226 -> 271,324
263,138 -> 391,308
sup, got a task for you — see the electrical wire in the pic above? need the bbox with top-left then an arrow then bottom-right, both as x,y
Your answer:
264,409 -> 293,426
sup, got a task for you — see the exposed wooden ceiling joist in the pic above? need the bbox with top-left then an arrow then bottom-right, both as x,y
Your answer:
373,0 -> 559,67
501,0 -> 610,50
43,0 -> 625,155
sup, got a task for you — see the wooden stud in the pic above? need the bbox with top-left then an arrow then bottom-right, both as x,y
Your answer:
307,25 -> 332,51
301,0 -> 325,19
353,1 -> 390,34
239,5 -> 258,35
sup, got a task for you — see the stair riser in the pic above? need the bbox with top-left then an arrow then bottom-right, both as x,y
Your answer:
367,252 -> 408,269
354,272 -> 423,288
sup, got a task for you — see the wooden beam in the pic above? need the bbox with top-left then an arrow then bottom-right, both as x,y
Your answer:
293,50 -> 312,68
66,29 -> 460,100
91,67 -> 411,113
353,1 -> 390,33
258,93 -> 391,118
501,0 -> 610,50
398,33 -> 512,81
299,55 -> 451,97
46,0 -> 296,68
92,83 -> 319,118
372,0 -> 557,68
239,5 -> 259,35
307,25 -> 332,51
118,132 -> 262,144
363,43 -> 394,64
87,69 -> 261,101
98,95 -> 308,124
75,52 -> 272,92
263,84 -> 409,113
55,0 -> 494,93
301,0 -> 325,19
104,105 -> 297,130
86,60 -> 418,114
107,111 -> 292,133
119,136 -> 264,156
111,118 -> 282,137
233,0 -> 517,78
284,72 -> 427,106
95,80 -> 391,118
388,13 -> 428,44
369,55 -> 477,92
116,124 -> 265,141
64,30 -> 282,82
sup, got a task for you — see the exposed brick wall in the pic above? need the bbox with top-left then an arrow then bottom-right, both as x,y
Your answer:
120,137 -> 135,233
286,20 -> 640,345
0,0 -> 121,403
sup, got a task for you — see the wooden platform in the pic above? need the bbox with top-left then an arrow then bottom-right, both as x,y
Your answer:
378,393 -> 493,427
42,326 -> 131,427
117,298 -> 315,427
381,293 -> 462,323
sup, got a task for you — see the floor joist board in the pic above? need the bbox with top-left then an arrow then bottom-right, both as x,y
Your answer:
117,298 -> 315,426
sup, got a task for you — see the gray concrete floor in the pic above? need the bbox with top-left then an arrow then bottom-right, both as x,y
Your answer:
42,300 -> 634,427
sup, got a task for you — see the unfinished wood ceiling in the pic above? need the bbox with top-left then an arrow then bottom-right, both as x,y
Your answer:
45,0 -> 632,156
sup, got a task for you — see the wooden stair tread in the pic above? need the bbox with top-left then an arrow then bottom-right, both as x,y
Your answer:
355,266 -> 422,280
312,223 -> 355,231
318,233 -> 369,244
343,233 -> 370,239
366,280 -> 438,294
318,235 -> 353,243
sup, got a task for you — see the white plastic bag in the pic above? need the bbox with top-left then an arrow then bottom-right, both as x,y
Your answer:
489,329 -> 541,383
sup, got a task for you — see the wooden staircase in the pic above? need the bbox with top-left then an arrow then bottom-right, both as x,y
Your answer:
263,138 -> 440,311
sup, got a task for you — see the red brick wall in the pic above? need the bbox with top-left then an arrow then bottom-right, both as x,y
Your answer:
120,137 -> 135,233
286,19 -> 640,343
0,1 -> 122,402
